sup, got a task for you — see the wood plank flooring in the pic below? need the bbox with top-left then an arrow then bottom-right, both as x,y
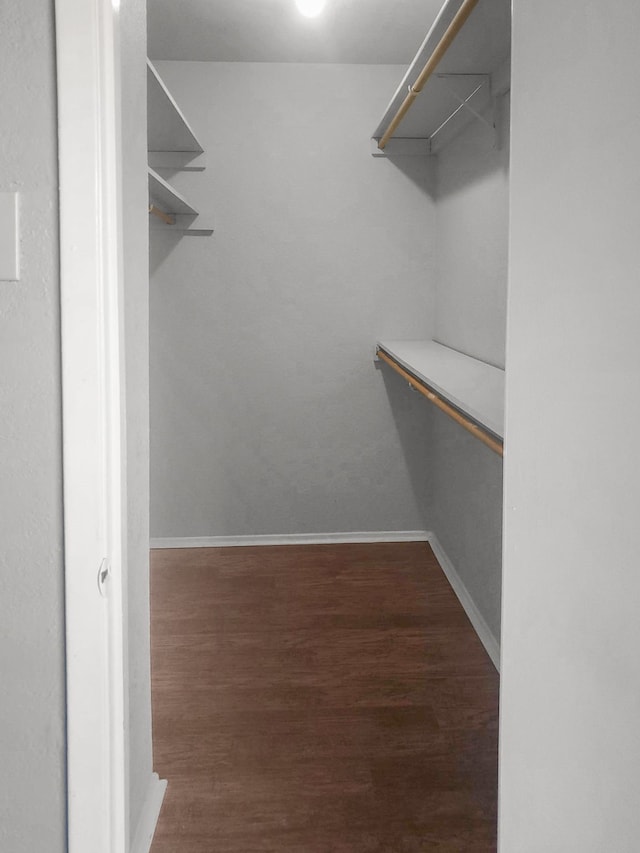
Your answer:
150,542 -> 499,852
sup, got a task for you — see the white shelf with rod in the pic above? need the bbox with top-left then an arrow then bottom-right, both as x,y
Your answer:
372,0 -> 510,155
147,58 -> 204,167
376,340 -> 504,455
147,60 -> 213,236
147,168 -> 213,236
148,167 -> 197,216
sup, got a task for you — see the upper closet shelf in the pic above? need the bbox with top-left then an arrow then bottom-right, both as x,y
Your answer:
376,340 -> 504,451
147,62 -> 213,236
372,0 -> 510,155
147,59 -> 204,155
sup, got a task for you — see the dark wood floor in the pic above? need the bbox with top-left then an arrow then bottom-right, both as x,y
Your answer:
150,543 -> 499,852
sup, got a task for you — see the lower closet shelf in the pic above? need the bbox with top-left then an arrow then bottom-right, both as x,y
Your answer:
148,166 -> 197,215
147,167 -> 214,235
376,340 -> 504,454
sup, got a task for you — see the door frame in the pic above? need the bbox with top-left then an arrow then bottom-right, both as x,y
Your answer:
55,0 -> 128,850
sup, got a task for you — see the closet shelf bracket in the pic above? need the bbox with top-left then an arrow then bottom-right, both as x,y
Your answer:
428,74 -> 494,151
437,74 -> 493,128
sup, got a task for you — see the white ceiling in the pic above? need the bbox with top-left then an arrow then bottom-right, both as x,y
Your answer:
147,0 -> 446,64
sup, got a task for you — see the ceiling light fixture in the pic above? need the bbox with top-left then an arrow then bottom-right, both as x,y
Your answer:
296,0 -> 326,18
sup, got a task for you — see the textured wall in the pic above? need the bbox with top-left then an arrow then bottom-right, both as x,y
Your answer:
500,1 -> 640,848
150,62 -> 436,539
435,94 -> 510,369
0,1 -> 66,850
120,0 -> 154,843
429,412 -> 503,642
427,98 -> 510,644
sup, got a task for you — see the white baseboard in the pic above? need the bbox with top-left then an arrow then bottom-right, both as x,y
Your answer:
150,530 -> 430,549
130,772 -> 167,853
427,533 -> 500,671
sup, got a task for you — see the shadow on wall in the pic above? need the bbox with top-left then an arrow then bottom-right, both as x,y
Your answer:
378,362 -> 433,529
382,152 -> 436,202
149,230 -> 183,276
430,404 -> 503,641
435,93 -> 510,200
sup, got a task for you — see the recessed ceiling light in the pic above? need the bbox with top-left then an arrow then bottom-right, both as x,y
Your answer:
296,0 -> 326,18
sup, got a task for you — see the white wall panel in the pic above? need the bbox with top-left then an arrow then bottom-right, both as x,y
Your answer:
0,2 -> 65,850
501,2 -> 640,848
435,94 -> 510,369
150,62 -> 437,538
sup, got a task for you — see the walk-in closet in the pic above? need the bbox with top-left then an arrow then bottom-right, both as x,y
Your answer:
4,0 -> 640,850
143,0 -> 640,850
147,0 -> 508,848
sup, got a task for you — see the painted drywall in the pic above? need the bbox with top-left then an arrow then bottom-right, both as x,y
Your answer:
150,62 -> 436,538
120,0 -> 155,844
0,2 -> 155,849
500,1 -> 640,849
435,93 -> 510,369
0,2 -> 65,851
425,95 -> 510,644
428,410 -> 503,643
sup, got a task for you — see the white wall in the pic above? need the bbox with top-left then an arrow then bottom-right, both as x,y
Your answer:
500,2 -> 640,849
0,3 -> 154,849
150,62 -> 436,539
427,97 -> 510,644
0,2 -> 66,850
429,412 -> 503,642
435,94 -> 510,369
120,0 -> 155,843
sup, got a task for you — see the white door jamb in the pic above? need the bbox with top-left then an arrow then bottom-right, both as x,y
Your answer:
55,0 -> 128,850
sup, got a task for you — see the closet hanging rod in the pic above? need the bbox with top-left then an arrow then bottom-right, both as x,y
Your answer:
376,347 -> 503,457
148,204 -> 175,225
377,0 -> 480,150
